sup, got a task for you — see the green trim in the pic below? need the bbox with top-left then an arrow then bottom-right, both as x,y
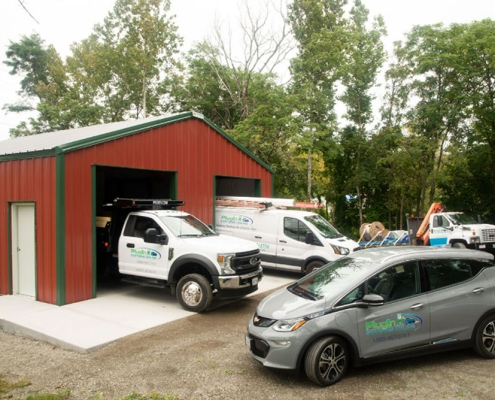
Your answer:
171,171 -> 178,199
212,176 -> 217,230
91,165 -> 97,299
56,112 -> 195,154
255,180 -> 261,197
7,203 -> 12,294
55,153 -> 66,305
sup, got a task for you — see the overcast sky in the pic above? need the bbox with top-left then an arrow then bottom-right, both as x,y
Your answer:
1,0 -> 495,142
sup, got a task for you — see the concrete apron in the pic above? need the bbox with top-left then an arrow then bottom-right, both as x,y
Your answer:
0,272 -> 295,354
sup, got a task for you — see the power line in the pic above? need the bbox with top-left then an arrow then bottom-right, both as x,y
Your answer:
17,0 -> 39,24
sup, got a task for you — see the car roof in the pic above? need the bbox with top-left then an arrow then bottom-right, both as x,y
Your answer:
349,246 -> 494,265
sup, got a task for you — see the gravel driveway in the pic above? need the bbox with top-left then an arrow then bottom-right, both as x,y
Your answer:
1,288 -> 494,399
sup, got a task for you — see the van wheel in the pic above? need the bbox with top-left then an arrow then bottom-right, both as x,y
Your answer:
176,274 -> 213,313
452,242 -> 467,249
304,336 -> 349,386
305,261 -> 324,275
474,314 -> 495,358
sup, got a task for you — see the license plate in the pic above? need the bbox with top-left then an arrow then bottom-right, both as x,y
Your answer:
245,334 -> 251,348
480,244 -> 486,249
252,277 -> 259,286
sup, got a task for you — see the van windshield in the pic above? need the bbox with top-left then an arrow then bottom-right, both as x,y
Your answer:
304,215 -> 342,239
159,215 -> 216,237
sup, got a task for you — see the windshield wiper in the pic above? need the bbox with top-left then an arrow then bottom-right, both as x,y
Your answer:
289,285 -> 318,301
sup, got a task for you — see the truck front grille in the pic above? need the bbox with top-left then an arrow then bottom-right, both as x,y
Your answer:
231,249 -> 261,274
482,229 -> 495,243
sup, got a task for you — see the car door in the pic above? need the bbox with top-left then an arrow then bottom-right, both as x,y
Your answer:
429,214 -> 451,247
425,258 -> 491,344
118,215 -> 169,279
356,261 -> 431,359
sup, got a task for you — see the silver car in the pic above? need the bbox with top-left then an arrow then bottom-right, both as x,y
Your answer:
246,247 -> 495,386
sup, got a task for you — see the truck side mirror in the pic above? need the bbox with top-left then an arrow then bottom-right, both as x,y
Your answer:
145,228 -> 169,245
305,232 -> 316,245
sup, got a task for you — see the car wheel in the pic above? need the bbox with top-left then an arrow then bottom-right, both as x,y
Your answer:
176,273 -> 213,313
452,242 -> 467,249
305,260 -> 324,275
474,314 -> 495,358
304,336 -> 349,386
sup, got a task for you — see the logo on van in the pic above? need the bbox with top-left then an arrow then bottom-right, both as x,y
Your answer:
365,313 -> 422,336
220,215 -> 253,226
131,248 -> 162,260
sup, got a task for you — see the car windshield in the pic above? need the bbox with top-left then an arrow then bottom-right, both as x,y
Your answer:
448,213 -> 478,225
159,214 -> 216,237
303,214 -> 342,239
288,257 -> 372,300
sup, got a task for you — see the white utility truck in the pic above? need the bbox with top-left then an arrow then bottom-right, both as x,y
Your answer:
99,198 -> 262,312
214,196 -> 360,274
412,202 -> 495,251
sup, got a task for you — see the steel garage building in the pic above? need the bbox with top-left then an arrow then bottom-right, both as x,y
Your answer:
0,112 -> 273,306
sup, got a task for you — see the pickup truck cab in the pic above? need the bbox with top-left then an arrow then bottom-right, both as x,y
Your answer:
101,198 -> 262,312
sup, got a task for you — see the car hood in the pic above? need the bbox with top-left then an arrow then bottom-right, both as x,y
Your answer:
256,286 -> 327,320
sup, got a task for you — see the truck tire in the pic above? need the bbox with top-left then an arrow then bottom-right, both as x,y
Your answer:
452,242 -> 467,249
176,273 -> 213,312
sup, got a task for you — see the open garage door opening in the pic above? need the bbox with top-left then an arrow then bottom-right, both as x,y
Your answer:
94,166 -> 177,288
215,176 -> 261,197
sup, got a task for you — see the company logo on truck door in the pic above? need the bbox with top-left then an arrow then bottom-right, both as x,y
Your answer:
130,248 -> 162,260
220,214 -> 253,226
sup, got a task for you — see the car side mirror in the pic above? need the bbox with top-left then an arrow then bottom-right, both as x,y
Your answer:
357,294 -> 384,308
305,232 -> 316,245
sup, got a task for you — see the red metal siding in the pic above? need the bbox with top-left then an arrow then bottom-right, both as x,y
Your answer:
63,119 -> 272,304
0,157 -> 57,303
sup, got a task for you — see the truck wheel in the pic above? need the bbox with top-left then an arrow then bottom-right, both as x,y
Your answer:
304,336 -> 349,386
305,261 -> 324,275
176,274 -> 213,312
452,242 -> 467,249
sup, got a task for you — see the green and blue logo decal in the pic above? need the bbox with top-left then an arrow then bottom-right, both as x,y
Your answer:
220,215 -> 253,226
130,248 -> 162,260
365,313 -> 422,336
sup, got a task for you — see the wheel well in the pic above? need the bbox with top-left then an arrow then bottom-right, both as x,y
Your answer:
450,239 -> 468,246
173,263 -> 213,284
471,310 -> 495,342
297,331 -> 358,372
303,258 -> 328,273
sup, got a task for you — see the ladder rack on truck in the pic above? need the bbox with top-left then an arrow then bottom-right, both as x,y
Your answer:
215,196 -> 322,210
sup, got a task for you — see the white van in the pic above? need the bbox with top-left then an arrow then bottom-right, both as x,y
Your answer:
215,197 -> 360,274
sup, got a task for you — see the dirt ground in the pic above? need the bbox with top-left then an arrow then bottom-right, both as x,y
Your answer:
1,289 -> 495,400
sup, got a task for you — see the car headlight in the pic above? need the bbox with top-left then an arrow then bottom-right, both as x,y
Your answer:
331,245 -> 350,255
217,253 -> 235,274
273,318 -> 307,332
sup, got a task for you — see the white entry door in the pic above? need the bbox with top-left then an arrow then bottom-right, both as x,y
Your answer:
12,203 -> 36,297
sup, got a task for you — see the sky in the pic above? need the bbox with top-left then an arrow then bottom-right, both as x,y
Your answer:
1,0 -> 495,142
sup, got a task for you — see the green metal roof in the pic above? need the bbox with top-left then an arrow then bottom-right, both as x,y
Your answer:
0,111 -> 273,173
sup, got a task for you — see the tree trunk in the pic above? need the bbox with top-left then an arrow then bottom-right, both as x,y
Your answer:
307,148 -> 312,202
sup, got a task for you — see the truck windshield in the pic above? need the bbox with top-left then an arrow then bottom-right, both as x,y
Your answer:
447,213 -> 478,225
303,214 -> 343,239
288,257 -> 371,300
159,215 -> 216,237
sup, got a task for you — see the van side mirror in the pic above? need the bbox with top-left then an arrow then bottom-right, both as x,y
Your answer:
305,232 -> 316,245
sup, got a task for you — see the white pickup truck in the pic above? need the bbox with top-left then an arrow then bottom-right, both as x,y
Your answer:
99,198 -> 262,312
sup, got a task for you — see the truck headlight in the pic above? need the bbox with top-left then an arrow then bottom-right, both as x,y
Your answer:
217,253 -> 235,275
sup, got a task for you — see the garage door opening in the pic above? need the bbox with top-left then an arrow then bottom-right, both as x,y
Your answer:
215,176 -> 260,197
94,166 -> 177,288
